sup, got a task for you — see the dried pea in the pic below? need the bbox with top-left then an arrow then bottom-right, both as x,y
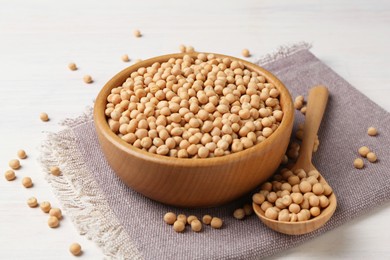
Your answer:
17,149 -> 27,159
69,243 -> 82,256
187,215 -> 198,225
367,152 -> 377,163
68,62 -> 77,71
22,177 -> 33,188
367,127 -> 377,136
40,112 -> 49,122
233,208 -> 246,220
177,214 -> 187,224
191,219 -> 202,232
243,203 -> 253,216
358,146 -> 370,157
50,166 -> 61,176
163,212 -> 177,225
40,201 -> 51,213
354,158 -> 364,169
83,75 -> 93,84
202,215 -> 212,225
210,217 -> 223,229
49,208 -> 62,219
121,54 -> 130,62
4,170 -> 16,181
9,159 -> 21,170
27,197 -> 38,208
241,49 -> 250,57
173,220 -> 185,232
133,29 -> 142,38
48,216 -> 59,228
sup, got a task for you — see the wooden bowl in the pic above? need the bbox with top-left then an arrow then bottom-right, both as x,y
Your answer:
93,52 -> 294,207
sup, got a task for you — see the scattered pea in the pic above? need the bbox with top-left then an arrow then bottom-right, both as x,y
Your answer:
40,201 -> 51,213
300,106 -> 307,115
358,146 -> 370,157
202,215 -> 212,225
69,243 -> 82,256
367,127 -> 377,136
190,219 -> 202,232
294,96 -> 304,110
83,75 -> 93,84
68,63 -> 77,71
241,48 -> 250,57
179,44 -> 186,53
163,212 -> 177,225
9,159 -> 21,170
121,54 -> 130,62
49,208 -> 63,219
354,158 -> 364,169
17,149 -> 27,159
185,45 -> 195,53
187,215 -> 198,225
173,220 -> 185,232
243,203 -> 253,216
233,208 -> 246,220
367,152 -> 377,163
210,217 -> 223,229
48,216 -> 60,228
27,197 -> 38,208
22,177 -> 33,188
4,170 -> 16,181
177,214 -> 187,224
40,112 -> 49,122
50,166 -> 61,176
133,29 -> 142,37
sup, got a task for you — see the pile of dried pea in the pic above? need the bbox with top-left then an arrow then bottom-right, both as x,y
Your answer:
252,168 -> 333,222
105,53 -> 284,158
163,212 -> 223,232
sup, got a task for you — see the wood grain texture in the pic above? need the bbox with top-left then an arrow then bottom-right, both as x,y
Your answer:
94,52 -> 294,207
1,0 -> 390,259
254,86 -> 337,235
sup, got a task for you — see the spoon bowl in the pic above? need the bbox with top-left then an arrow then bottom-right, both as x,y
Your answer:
253,86 -> 337,235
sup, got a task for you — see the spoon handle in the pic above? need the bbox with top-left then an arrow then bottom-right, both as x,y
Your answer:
296,86 -> 329,169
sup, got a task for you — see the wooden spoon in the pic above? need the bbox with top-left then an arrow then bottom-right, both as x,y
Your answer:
253,85 -> 337,235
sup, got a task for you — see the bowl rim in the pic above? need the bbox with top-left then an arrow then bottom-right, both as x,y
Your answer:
93,52 -> 294,167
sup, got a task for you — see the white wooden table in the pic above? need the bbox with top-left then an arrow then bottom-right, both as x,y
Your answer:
1,0 -> 389,259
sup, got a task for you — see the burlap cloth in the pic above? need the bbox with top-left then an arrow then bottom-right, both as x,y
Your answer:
40,44 -> 390,259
